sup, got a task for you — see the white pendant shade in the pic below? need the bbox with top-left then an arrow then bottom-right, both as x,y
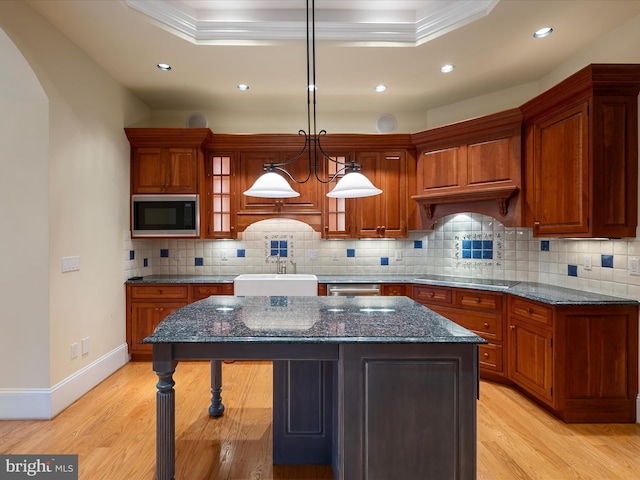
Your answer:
243,171 -> 300,198
326,172 -> 383,198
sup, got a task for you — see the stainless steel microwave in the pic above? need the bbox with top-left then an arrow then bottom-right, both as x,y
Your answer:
131,194 -> 200,237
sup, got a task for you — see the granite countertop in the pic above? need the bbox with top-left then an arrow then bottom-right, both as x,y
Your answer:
126,274 -> 638,306
142,295 -> 486,344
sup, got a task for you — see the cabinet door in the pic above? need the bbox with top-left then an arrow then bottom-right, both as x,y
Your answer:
508,318 -> 553,404
417,146 -> 465,192
129,302 -> 186,354
355,152 -> 407,238
204,154 -> 236,238
164,147 -> 199,193
531,102 -> 589,236
131,147 -> 164,193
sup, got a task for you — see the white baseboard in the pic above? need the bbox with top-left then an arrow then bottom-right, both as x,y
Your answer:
0,343 -> 129,420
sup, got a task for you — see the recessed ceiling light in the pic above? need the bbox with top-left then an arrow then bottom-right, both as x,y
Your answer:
533,27 -> 554,38
440,64 -> 455,73
374,85 -> 387,92
156,63 -> 171,71
237,84 -> 250,91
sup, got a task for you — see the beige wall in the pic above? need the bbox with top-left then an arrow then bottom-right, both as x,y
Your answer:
0,0 -> 149,396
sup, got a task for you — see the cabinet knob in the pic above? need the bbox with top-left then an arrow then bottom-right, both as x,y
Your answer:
510,325 -> 516,330
475,297 -> 481,303
483,322 -> 489,329
483,352 -> 489,358
527,307 -> 534,314
428,292 -> 434,297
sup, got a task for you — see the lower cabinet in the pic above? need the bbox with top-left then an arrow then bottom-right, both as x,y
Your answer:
508,296 -> 638,423
126,283 -> 233,360
412,285 -> 507,381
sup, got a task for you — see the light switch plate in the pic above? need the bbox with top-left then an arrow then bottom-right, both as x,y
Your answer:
630,257 -> 640,276
584,255 -> 592,271
62,256 -> 80,273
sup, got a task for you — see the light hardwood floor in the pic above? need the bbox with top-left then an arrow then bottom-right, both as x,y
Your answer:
1,361 -> 638,479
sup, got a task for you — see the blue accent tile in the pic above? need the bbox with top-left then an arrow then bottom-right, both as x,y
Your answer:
143,258 -> 148,267
472,240 -> 482,249
280,249 -> 288,258
129,250 -> 135,260
279,240 -> 288,249
568,264 -> 578,277
271,240 -> 278,249
237,249 -> 245,258
541,240 -> 550,251
601,255 -> 614,268
347,249 -> 355,258
482,250 -> 493,259
462,250 -> 471,259
462,240 -> 471,249
195,257 -> 204,266
482,240 -> 493,249
270,248 -> 279,256
472,250 -> 482,259
414,240 -> 423,249
380,257 -> 389,266
160,249 -> 169,258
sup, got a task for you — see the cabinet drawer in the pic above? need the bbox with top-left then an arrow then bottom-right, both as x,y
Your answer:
430,306 -> 502,341
454,290 -> 503,312
192,283 -> 233,300
510,298 -> 552,326
382,284 -> 407,296
479,343 -> 503,372
412,285 -> 453,306
130,285 -> 189,300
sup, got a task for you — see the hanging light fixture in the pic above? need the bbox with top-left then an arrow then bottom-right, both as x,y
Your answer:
243,0 -> 382,199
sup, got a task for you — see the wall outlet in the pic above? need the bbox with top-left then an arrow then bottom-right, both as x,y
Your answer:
309,250 -> 318,261
395,251 -> 402,261
81,337 -> 90,355
221,250 -> 228,261
70,342 -> 78,359
630,257 -> 640,276
61,256 -> 80,273
584,255 -> 592,271
332,251 -> 339,261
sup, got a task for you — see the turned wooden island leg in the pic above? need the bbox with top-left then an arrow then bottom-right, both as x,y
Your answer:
209,360 -> 225,417
155,367 -> 176,480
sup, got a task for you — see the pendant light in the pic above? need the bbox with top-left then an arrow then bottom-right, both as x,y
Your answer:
243,0 -> 382,200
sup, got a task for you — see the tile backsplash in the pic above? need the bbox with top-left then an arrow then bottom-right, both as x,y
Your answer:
124,214 -> 640,301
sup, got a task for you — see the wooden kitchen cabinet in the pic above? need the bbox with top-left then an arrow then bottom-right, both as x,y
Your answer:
127,284 -> 189,358
412,285 -> 507,380
323,151 -> 409,238
236,151 -> 323,231
507,296 -> 639,423
126,282 -> 233,359
521,64 -> 640,238
411,109 -> 523,229
125,128 -> 213,195
204,153 -> 236,238
381,283 -> 407,296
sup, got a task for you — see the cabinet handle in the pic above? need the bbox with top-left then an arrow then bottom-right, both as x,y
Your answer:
483,322 -> 489,329
510,325 -> 516,330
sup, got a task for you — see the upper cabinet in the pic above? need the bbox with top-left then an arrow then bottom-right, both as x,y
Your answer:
125,128 -> 213,195
411,109 -> 524,229
521,64 -> 640,238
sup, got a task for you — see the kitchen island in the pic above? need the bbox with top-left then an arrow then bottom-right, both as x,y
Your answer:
143,295 -> 485,480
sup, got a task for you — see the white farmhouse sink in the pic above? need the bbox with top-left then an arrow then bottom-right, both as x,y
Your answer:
234,274 -> 318,297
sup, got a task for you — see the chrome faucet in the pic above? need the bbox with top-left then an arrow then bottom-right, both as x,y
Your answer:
267,253 -> 286,274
